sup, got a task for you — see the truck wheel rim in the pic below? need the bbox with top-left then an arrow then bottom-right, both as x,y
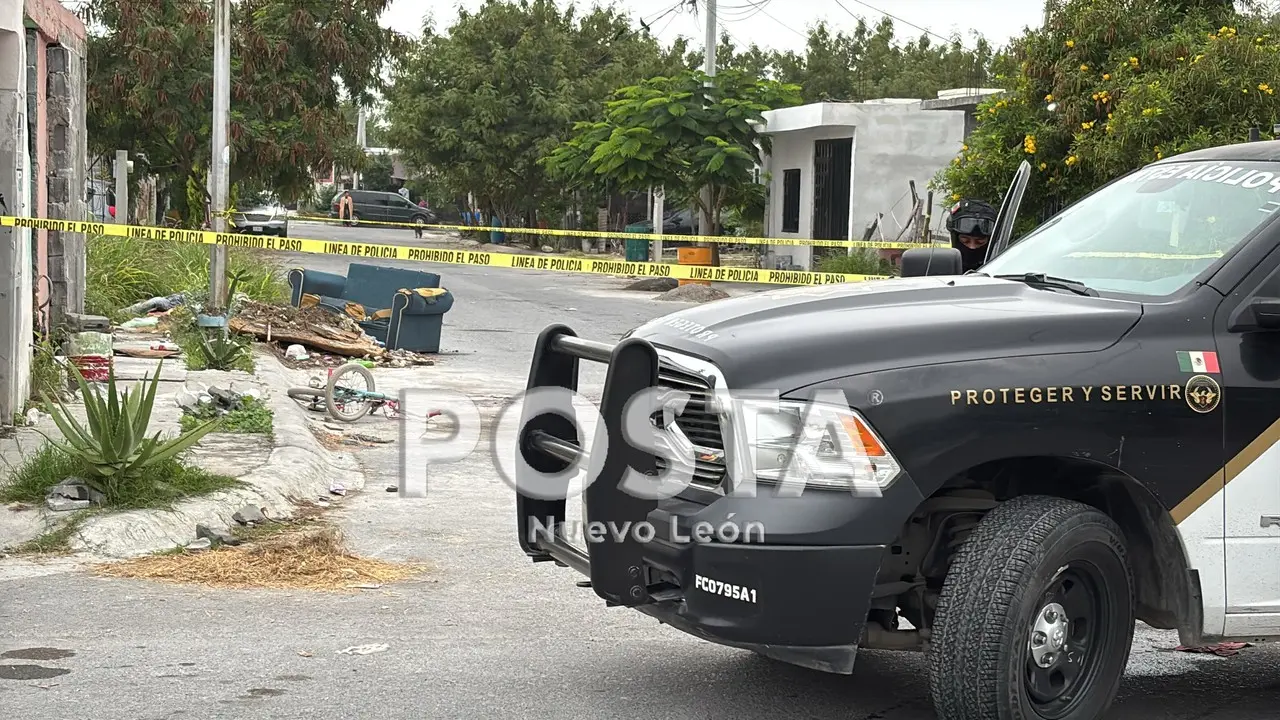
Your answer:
1023,563 -> 1109,717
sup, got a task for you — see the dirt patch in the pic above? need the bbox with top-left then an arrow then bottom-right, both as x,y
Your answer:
655,284 -> 731,303
307,425 -> 344,452
625,277 -> 679,292
93,525 -> 426,591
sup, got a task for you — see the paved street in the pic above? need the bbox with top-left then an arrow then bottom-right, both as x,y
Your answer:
3,222 -> 1280,718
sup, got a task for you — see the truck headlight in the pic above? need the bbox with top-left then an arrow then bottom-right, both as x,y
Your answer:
734,398 -> 901,493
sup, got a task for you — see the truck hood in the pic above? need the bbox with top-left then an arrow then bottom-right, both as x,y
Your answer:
630,275 -> 1143,391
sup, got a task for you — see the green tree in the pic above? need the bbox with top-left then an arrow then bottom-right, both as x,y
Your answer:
541,68 -> 802,263
386,0 -> 676,226
80,0 -> 407,226
938,0 -> 1280,229
772,18 -> 995,104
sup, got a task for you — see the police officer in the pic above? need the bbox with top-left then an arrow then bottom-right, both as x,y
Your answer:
945,198 -> 998,273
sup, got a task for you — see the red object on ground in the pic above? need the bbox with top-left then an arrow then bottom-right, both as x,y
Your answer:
70,354 -> 112,382
1173,641 -> 1251,656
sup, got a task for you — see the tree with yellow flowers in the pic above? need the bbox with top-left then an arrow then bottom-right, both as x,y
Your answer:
938,0 -> 1280,232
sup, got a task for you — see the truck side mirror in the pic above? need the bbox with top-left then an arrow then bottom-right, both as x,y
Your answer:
901,248 -> 963,277
1249,297 -> 1280,329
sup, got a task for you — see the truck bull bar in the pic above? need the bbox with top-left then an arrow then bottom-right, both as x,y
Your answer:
517,324 -> 664,608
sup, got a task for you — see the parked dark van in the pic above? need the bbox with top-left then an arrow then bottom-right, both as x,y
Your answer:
329,189 -> 437,227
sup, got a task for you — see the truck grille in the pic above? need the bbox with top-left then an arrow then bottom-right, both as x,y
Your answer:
654,360 -> 727,491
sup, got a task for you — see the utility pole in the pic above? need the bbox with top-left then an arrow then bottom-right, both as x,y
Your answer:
113,150 -> 128,223
353,108 -> 366,190
208,0 -> 231,310
699,0 -> 717,263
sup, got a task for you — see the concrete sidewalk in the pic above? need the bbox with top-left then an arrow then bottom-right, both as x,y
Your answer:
0,348 -> 363,559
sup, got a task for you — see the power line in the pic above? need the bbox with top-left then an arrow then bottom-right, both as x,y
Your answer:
830,0 -> 959,46
715,0 -> 772,21
705,0 -> 807,40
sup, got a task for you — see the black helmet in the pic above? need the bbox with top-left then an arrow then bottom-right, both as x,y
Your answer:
945,198 -> 997,239
946,198 -> 998,272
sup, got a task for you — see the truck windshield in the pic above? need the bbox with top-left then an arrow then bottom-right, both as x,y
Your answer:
980,160 -> 1280,297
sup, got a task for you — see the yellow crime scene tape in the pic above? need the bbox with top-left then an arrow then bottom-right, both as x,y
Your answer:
248,210 -> 950,251
0,216 -> 895,286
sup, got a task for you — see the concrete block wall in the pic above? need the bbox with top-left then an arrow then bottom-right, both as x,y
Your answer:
45,41 -> 86,330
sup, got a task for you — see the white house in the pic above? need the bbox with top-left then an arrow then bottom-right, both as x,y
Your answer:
757,89 -> 1001,271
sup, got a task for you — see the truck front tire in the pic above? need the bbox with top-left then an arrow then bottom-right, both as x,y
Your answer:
928,495 -> 1135,720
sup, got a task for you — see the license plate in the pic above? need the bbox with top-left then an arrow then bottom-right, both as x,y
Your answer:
252,226 -> 263,232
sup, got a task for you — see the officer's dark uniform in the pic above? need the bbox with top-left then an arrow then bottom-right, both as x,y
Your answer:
945,199 -> 998,273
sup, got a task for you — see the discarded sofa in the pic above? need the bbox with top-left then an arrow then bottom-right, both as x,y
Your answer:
287,263 -> 454,353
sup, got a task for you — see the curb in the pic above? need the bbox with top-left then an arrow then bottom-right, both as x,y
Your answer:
68,350 -> 365,558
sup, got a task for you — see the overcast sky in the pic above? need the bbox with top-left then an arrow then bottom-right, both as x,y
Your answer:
379,0 -> 1048,52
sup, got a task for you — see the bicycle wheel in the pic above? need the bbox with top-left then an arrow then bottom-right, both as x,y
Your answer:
288,387 -> 326,412
326,362 -> 376,422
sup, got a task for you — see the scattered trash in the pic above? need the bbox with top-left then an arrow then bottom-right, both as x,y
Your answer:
119,316 -> 161,330
285,344 -> 309,361
184,537 -> 213,552
316,498 -> 331,508
232,505 -> 268,526
336,644 -> 389,656
348,583 -> 383,590
297,650 -> 313,658
232,301 -> 384,358
178,385 -> 255,421
385,485 -> 398,493
1173,641 -> 1252,656
24,407 -> 42,426
329,483 -> 347,496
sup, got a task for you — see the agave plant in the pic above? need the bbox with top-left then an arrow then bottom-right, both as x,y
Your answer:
198,332 -> 248,370
42,360 -> 222,502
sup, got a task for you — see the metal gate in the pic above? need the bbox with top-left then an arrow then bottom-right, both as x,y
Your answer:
812,137 -> 852,241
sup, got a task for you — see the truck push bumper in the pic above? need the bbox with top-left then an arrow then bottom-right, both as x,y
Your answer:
516,325 -> 881,674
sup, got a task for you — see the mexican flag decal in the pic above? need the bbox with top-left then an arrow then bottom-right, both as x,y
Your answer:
1177,350 -> 1220,373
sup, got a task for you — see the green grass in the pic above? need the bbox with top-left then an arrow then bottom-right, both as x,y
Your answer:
0,443 -> 243,511
85,234 -> 289,320
817,250 -> 901,277
179,396 -> 274,435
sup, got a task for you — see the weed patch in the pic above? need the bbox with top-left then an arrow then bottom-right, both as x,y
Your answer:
180,396 -> 274,435
0,443 -> 242,510
86,234 -> 287,319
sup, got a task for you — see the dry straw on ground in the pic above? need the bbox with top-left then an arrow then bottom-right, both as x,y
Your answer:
94,525 -> 427,591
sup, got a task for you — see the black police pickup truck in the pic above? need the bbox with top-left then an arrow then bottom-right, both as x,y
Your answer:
514,139 -> 1280,719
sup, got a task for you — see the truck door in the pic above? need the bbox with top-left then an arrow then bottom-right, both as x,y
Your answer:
1215,244 -> 1280,636
982,159 -> 1031,264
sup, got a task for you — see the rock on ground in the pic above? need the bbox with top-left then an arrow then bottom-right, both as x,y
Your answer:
625,277 -> 679,292
655,284 -> 730,303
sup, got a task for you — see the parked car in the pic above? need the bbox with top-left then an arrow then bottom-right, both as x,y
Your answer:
328,189 -> 437,227
231,200 -> 288,237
